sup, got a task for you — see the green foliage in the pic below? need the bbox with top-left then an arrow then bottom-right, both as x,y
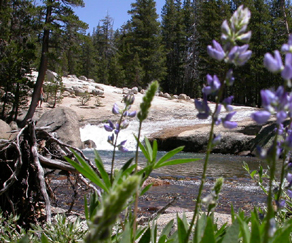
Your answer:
78,91 -> 91,106
44,72 -> 65,108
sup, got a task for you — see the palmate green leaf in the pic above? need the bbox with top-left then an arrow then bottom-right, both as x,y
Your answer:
65,150 -> 109,193
94,150 -> 111,189
154,158 -> 200,169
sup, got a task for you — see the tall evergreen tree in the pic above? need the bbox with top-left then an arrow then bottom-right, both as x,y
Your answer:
0,0 -> 37,122
20,0 -> 86,127
120,0 -> 166,87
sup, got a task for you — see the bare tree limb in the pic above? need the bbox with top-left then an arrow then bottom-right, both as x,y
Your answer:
30,122 -> 51,223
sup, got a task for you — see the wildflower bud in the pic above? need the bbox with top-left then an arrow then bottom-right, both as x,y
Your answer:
236,31 -> 252,43
123,92 -> 135,106
195,94 -> 211,119
212,134 -> 221,146
222,111 -> 237,129
120,120 -> 129,129
263,51 -> 283,73
251,111 -> 271,125
107,134 -> 114,145
127,111 -> 137,118
230,5 -> 251,32
85,175 -> 141,242
228,45 -> 252,66
214,177 -> 224,195
207,40 -> 225,61
112,103 -> 120,115
104,120 -> 115,132
138,81 -> 159,122
221,20 -> 231,36
222,96 -> 234,111
281,34 -> 292,53
202,74 -> 221,95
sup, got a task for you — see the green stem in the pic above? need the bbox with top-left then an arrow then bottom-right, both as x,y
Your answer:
110,113 -> 126,183
263,131 -> 278,243
185,102 -> 221,241
132,121 -> 142,242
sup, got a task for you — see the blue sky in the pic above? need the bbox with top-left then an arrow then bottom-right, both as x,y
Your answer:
74,0 -> 165,33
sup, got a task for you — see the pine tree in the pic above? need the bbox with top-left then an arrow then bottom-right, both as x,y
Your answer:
20,0 -> 86,127
0,0 -> 37,122
120,0 -> 166,87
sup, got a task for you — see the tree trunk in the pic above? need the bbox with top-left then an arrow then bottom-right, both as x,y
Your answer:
19,2 -> 52,127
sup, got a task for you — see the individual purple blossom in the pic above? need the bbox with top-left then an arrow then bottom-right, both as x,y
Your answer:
120,120 -> 129,129
236,31 -> 252,43
222,96 -> 234,111
214,104 -> 222,125
287,172 -> 292,187
251,111 -> 271,125
104,120 -> 115,132
276,199 -> 286,208
212,134 -> 221,146
195,94 -> 211,119
281,53 -> 292,80
281,34 -> 292,53
118,140 -> 128,152
228,44 -> 252,66
277,111 -> 287,124
287,189 -> 292,198
263,51 -> 283,73
222,111 -> 237,129
107,134 -> 114,145
127,111 -> 137,118
112,103 -> 120,114
207,40 -> 225,61
202,74 -> 221,95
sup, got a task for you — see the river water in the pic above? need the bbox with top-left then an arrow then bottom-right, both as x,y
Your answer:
77,114 -> 269,215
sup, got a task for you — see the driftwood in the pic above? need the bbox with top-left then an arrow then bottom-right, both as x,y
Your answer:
0,120 -> 96,229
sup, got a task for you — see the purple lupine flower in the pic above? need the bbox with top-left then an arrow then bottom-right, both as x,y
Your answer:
260,89 -> 275,110
281,34 -> 292,53
236,31 -> 252,43
127,111 -> 137,118
263,51 -> 283,73
225,69 -> 235,86
287,173 -> 292,187
107,134 -> 114,145
222,111 -> 237,129
276,199 -> 286,208
212,134 -> 221,145
104,120 -> 115,132
120,120 -> 129,129
214,104 -> 222,125
222,96 -> 234,111
287,189 -> 292,198
112,103 -> 120,114
118,140 -> 128,152
251,111 -> 271,125
221,20 -> 231,36
277,111 -> 287,124
203,74 -> 221,95
207,40 -> 225,61
282,53 -> 292,80
228,45 -> 252,66
123,92 -> 135,105
195,94 -> 211,119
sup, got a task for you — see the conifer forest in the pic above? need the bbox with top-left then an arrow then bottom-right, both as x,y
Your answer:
1,0 -> 291,123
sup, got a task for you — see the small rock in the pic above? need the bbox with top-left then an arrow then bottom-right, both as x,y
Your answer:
79,75 -> 87,81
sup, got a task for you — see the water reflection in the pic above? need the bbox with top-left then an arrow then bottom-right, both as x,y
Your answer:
83,150 -> 268,179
